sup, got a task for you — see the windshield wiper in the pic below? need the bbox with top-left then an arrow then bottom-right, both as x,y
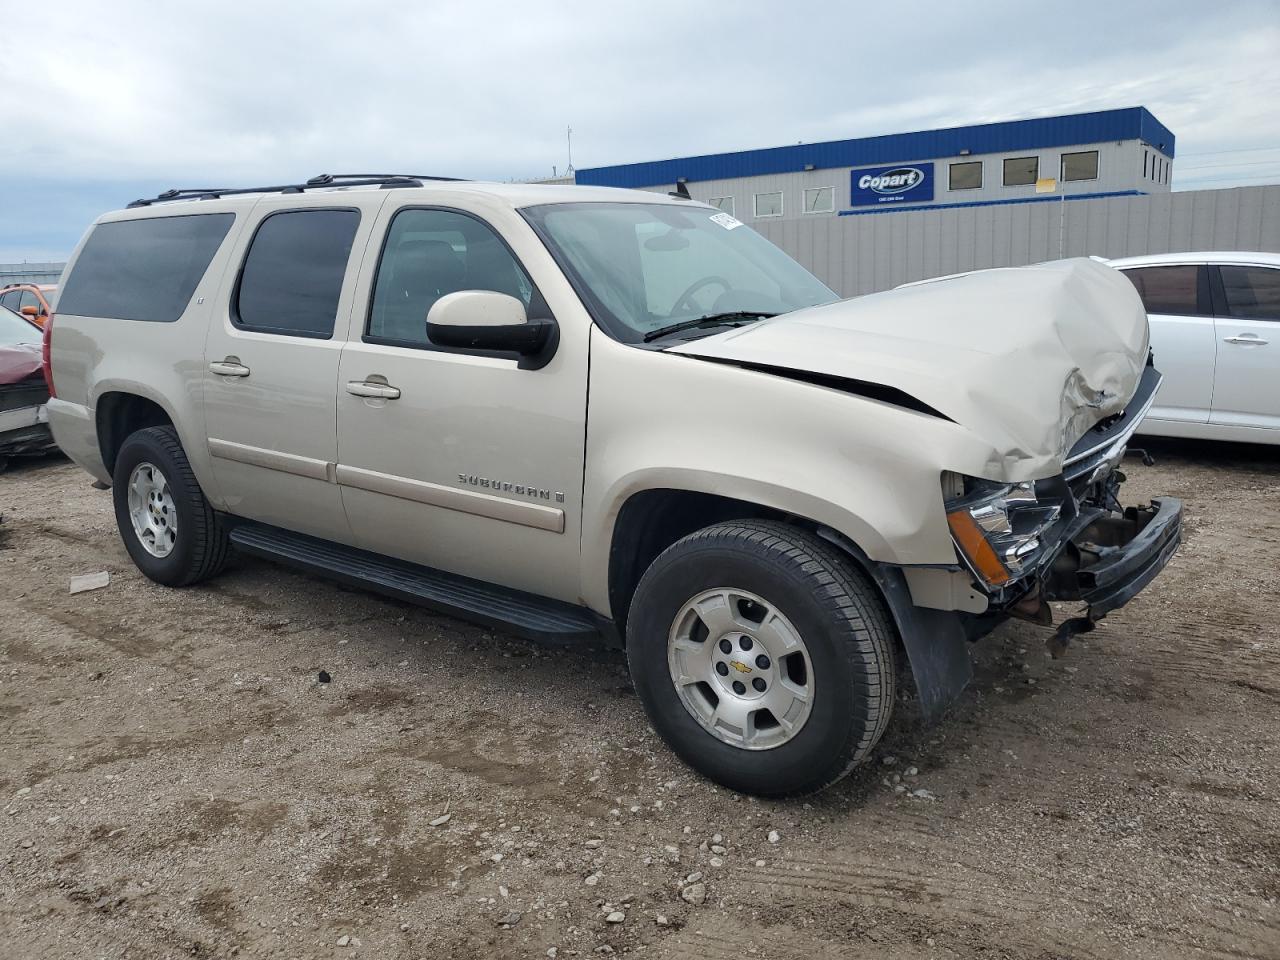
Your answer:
641,311 -> 774,343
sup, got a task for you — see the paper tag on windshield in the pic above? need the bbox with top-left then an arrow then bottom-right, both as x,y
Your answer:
709,212 -> 743,230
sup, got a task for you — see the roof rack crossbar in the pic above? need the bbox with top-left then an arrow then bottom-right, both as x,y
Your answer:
127,173 -> 467,208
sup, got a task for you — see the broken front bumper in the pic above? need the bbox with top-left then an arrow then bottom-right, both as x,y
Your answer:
1041,496 -> 1183,650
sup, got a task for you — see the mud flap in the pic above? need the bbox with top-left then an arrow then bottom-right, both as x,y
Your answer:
881,581 -> 973,724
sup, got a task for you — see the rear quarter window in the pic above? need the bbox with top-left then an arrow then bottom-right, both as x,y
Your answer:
57,213 -> 236,322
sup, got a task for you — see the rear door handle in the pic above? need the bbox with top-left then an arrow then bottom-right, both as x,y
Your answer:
209,359 -> 251,377
1223,335 -> 1268,346
345,380 -> 401,400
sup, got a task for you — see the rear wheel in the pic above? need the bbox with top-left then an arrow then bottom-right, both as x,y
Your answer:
112,426 -> 229,586
627,520 -> 896,796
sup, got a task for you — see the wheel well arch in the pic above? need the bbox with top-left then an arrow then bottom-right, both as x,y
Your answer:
96,392 -> 174,475
608,488 -> 856,633
607,487 -> 974,724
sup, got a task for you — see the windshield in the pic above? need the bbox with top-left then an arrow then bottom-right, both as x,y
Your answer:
522,202 -> 838,343
0,305 -> 39,346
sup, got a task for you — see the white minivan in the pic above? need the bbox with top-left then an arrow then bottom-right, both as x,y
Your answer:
1110,252 -> 1280,444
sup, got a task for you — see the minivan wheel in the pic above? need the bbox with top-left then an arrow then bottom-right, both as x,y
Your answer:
112,426 -> 229,587
627,520 -> 896,797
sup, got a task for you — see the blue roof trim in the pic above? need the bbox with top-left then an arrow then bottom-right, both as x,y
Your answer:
835,189 -> 1146,216
576,108 -> 1175,189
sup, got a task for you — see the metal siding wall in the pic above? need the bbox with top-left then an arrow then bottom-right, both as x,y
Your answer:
758,186 -> 1279,297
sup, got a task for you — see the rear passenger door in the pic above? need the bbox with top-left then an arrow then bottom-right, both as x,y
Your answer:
1119,264 -> 1214,423
202,193 -> 386,541
1208,263 -> 1280,432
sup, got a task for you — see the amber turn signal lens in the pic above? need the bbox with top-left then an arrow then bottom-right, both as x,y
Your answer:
947,508 -> 1013,587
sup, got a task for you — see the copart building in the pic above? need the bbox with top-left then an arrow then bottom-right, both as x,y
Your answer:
575,107 -> 1176,221
573,107 -> 1278,296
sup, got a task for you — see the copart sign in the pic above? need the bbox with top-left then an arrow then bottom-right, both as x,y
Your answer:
850,162 -> 934,206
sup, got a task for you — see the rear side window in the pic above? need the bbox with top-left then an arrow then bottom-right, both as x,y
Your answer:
1121,265 -> 1204,317
57,214 -> 235,322
234,209 -> 360,338
1218,266 -> 1280,322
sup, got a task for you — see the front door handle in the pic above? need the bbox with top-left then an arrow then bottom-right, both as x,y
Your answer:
209,358 -> 251,377
345,380 -> 401,400
1223,335 -> 1269,346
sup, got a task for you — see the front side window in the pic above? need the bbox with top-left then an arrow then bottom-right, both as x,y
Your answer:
58,213 -> 235,322
949,161 -> 983,190
523,201 -> 837,344
1121,265 -> 1203,317
0,291 -> 21,311
234,209 -> 359,338
1219,266 -> 1280,322
1003,156 -> 1038,186
708,197 -> 735,215
368,208 -> 536,346
1061,150 -> 1099,182
753,192 -> 783,218
803,187 -> 834,214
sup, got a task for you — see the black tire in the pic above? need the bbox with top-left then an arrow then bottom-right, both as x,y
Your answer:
112,426 -> 229,587
626,520 -> 896,797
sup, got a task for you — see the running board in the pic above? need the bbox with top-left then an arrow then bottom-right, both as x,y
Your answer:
227,523 -> 603,645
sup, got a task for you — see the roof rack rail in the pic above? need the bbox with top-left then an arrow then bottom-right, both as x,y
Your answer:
127,173 -> 467,208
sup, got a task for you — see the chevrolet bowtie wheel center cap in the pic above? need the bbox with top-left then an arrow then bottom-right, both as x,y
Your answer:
667,588 -> 814,751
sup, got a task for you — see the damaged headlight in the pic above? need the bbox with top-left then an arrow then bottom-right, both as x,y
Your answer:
944,474 -> 1062,590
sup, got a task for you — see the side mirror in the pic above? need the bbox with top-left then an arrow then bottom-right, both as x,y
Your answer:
426,290 -> 557,369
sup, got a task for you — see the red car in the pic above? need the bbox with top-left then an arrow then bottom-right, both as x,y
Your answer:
0,283 -> 56,327
0,303 -> 56,469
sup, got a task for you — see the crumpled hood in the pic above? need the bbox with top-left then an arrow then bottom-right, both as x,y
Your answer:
670,257 -> 1148,474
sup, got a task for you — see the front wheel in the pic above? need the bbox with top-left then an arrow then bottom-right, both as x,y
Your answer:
112,426 -> 229,587
627,520 -> 896,797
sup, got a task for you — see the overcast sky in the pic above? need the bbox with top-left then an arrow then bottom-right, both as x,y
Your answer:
1,0 -> 1277,261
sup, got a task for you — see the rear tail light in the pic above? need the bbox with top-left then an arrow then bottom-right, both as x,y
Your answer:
42,313 -> 56,398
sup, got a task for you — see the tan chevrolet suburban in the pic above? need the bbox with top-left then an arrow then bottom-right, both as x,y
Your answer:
44,174 -> 1181,796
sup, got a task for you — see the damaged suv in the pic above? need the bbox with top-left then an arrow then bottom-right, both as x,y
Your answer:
45,176 -> 1181,795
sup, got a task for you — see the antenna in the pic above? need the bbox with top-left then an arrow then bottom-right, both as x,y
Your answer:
566,126 -> 574,174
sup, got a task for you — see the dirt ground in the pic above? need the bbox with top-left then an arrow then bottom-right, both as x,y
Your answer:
1,439 -> 1277,960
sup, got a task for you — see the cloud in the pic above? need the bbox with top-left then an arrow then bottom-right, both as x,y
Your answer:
1,0 -> 1276,258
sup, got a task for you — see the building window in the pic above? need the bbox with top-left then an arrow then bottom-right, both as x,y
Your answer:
708,197 -> 735,216
949,161 -> 983,190
1003,156 -> 1039,186
1144,150 -> 1149,179
1061,150 -> 1099,182
803,187 -> 834,214
753,191 -> 783,218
